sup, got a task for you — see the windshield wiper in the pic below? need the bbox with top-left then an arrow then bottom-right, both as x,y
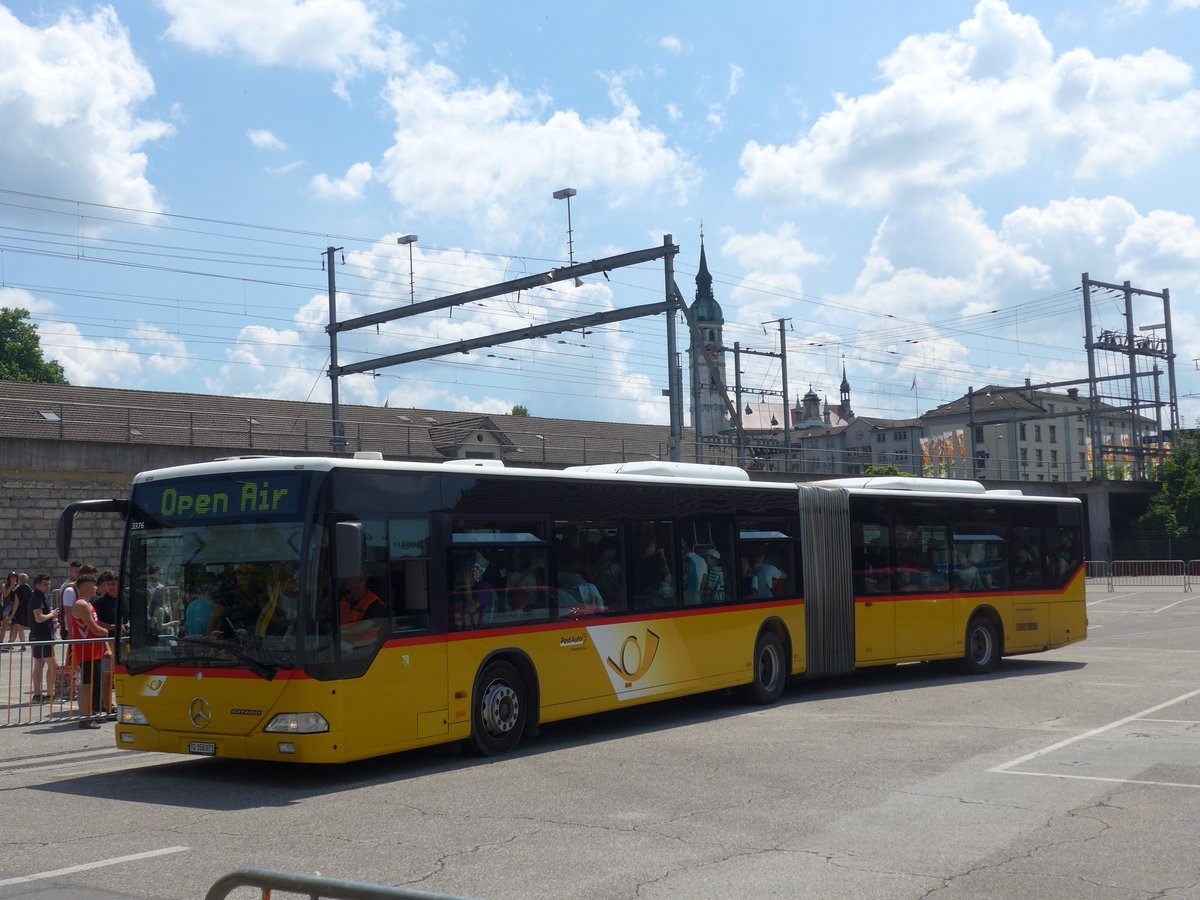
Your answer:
174,637 -> 281,680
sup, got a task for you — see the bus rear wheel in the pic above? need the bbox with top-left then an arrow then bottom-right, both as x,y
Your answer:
738,630 -> 787,705
469,659 -> 528,756
962,615 -> 1000,675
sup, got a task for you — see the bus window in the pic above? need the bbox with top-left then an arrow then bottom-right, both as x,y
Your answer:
853,523 -> 891,596
387,518 -> 430,632
632,523 -> 675,610
449,519 -> 550,630
1046,527 -> 1080,584
952,527 -> 1008,592
1011,526 -> 1044,587
554,521 -> 626,617
893,525 -> 949,593
449,546 -> 549,631
736,519 -> 798,602
679,517 -> 734,606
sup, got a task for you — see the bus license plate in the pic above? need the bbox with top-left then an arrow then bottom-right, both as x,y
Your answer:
188,741 -> 217,756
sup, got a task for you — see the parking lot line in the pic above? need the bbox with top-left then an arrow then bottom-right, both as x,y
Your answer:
0,847 -> 189,888
1153,597 -> 1195,613
988,685 -> 1200,777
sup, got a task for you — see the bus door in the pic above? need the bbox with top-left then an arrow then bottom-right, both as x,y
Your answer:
338,515 -> 447,748
852,520 -> 895,661
893,523 -> 954,658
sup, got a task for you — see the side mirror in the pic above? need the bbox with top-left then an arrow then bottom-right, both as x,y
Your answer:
333,522 -> 364,579
57,499 -> 128,561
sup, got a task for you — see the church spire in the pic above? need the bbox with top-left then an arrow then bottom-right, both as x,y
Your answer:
696,224 -> 713,294
839,362 -> 852,420
692,225 -> 723,324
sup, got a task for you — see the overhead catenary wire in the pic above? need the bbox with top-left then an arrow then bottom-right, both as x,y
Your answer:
0,186 -> 1114,418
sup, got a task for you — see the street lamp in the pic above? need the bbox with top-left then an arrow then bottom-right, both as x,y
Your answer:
552,188 -> 582,285
397,234 -> 418,305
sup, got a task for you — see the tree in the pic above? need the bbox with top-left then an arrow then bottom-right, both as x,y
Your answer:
0,308 -> 68,384
510,404 -> 530,417
863,464 -> 914,477
1136,432 -> 1200,535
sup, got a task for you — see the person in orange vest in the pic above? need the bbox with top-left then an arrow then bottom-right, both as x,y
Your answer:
338,575 -> 386,647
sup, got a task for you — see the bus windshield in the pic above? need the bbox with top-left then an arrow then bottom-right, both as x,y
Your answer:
120,471 -> 325,675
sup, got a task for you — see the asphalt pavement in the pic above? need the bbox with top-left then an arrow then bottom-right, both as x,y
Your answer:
1,583 -> 1198,899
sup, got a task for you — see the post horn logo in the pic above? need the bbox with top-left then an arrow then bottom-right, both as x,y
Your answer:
606,629 -> 661,686
189,697 -> 212,729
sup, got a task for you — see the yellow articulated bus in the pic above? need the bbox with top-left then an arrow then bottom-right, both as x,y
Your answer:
57,456 -> 1086,763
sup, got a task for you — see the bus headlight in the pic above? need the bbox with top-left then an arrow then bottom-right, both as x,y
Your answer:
264,712 -> 329,734
117,705 -> 149,726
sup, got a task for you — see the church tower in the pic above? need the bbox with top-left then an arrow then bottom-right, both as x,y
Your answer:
688,233 -> 728,441
839,363 -> 853,421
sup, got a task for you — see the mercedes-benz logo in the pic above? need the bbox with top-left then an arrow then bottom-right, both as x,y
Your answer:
189,697 -> 212,729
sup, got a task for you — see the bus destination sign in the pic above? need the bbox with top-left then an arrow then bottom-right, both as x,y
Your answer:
137,473 -> 306,524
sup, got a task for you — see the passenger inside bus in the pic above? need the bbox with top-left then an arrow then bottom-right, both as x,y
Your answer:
954,551 -> 983,591
505,550 -> 545,614
633,534 -> 673,608
702,548 -> 728,603
593,543 -> 625,610
338,573 -> 387,647
451,557 -> 487,628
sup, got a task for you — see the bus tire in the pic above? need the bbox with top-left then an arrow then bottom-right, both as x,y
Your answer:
738,630 -> 787,705
962,615 -> 1000,675
469,659 -> 528,756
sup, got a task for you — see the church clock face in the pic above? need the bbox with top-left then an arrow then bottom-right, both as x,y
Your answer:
708,348 -> 720,360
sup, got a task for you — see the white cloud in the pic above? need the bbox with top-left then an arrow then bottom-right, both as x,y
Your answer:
665,103 -> 683,122
0,7 -> 172,218
157,0 -> 408,92
659,36 -> 683,53
723,223 -> 827,272
0,287 -> 55,314
129,324 -> 189,376
718,224 -> 828,320
376,61 -> 700,234
1001,196 -> 1200,294
737,0 -> 1200,207
40,323 -> 145,387
817,191 -> 1200,407
248,128 -> 285,150
1169,0 -> 1200,9
727,64 -> 744,98
309,161 -> 374,200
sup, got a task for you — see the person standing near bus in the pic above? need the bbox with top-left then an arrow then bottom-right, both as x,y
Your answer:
8,573 -> 32,644
93,572 -> 119,712
58,560 -> 81,635
70,574 -> 109,727
29,574 -> 57,702
1,571 -> 17,649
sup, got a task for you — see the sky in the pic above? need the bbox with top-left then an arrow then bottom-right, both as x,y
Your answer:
1,0 -> 1198,429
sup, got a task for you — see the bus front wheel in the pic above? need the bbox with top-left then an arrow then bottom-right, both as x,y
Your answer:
469,659 -> 528,756
738,630 -> 787,705
962,615 -> 1000,675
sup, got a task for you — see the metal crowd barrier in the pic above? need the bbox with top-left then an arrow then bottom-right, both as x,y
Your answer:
0,637 -> 114,727
1085,560 -> 1200,592
205,868 -> 474,900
